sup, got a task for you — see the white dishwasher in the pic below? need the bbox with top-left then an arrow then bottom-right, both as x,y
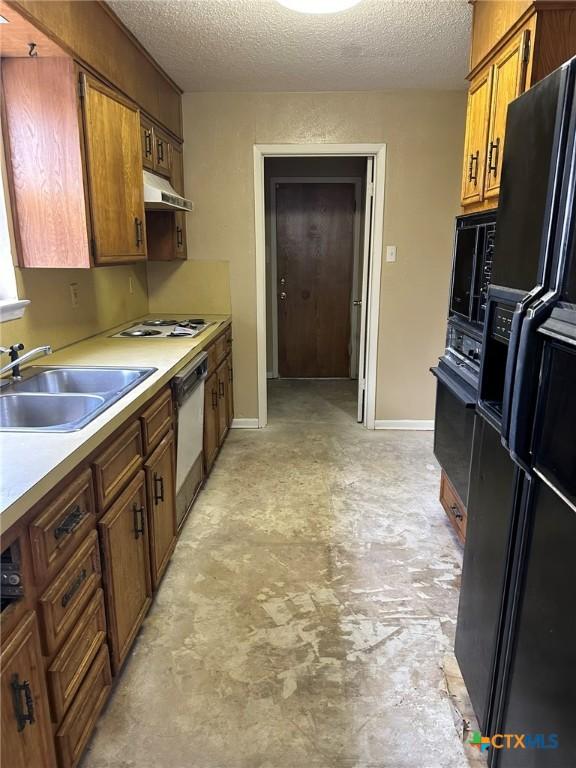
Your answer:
172,351 -> 208,530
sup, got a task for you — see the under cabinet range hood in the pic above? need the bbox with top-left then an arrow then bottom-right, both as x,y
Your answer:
143,170 -> 193,212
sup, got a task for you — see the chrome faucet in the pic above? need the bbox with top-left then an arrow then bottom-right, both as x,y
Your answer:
0,343 -> 52,380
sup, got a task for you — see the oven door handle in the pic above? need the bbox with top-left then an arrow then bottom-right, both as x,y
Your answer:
430,367 -> 476,408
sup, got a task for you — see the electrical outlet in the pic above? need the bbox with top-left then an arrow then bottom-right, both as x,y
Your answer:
128,276 -> 135,295
69,282 -> 80,308
386,245 -> 397,263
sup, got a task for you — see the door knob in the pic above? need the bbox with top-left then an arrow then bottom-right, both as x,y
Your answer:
280,292 -> 287,300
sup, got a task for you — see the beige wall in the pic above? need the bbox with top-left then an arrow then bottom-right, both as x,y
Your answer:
147,260 -> 231,315
0,265 -> 148,351
177,90 -> 465,420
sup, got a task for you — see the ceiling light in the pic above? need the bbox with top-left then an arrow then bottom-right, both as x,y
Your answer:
277,0 -> 362,14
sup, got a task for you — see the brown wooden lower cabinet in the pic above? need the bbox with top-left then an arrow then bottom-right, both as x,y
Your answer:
145,430 -> 177,590
439,470 -> 467,543
55,644 -> 112,768
47,588 -> 107,723
1,612 -> 57,768
204,370 -> 220,474
226,355 -> 234,428
98,471 -> 152,673
0,333 -> 233,768
216,358 -> 229,443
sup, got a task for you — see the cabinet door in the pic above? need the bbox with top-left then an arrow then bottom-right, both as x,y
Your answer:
140,117 -> 155,171
172,144 -> 187,260
80,73 -> 147,264
98,472 -> 151,673
1,612 -> 57,768
203,372 -> 220,473
461,67 -> 493,205
217,359 -> 229,444
226,355 -> 234,429
484,21 -> 533,201
145,431 -> 176,590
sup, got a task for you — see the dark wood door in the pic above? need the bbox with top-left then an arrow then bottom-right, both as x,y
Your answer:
276,183 -> 355,377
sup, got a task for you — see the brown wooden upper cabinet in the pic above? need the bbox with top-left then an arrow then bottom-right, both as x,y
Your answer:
145,127 -> 188,261
461,67 -> 493,206
80,73 -> 147,264
461,2 -> 576,210
1,613 -> 57,768
2,57 -> 146,267
139,116 -> 173,178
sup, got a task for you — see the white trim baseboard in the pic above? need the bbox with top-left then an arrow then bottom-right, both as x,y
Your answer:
231,418 -> 260,429
374,420 -> 434,431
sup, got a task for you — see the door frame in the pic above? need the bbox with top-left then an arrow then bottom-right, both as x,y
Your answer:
254,143 -> 386,429
268,176 -> 363,380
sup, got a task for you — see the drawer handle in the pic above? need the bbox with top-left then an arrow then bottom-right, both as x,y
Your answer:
144,129 -> 152,159
135,217 -> 143,247
133,503 -> 145,539
468,151 -> 479,184
61,568 -> 87,608
54,504 -> 85,541
487,138 -> 500,176
11,674 -> 35,732
450,504 -> 464,521
153,474 -> 164,505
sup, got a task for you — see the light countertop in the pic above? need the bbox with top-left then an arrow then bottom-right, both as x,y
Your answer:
0,314 -> 231,532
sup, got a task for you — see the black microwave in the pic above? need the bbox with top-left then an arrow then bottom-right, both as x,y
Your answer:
450,211 -> 497,327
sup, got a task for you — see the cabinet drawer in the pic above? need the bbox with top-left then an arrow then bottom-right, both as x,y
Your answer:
38,530 -> 101,656
29,469 -> 96,588
215,333 -> 228,366
92,420 -> 143,510
55,644 -> 112,768
140,387 -> 173,455
47,588 -> 106,723
440,471 -> 467,543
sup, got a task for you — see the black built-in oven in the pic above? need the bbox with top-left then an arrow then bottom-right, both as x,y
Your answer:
450,211 -> 496,327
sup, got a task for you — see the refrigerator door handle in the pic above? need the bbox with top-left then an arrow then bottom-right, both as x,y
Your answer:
507,299 -> 555,468
500,308 -> 525,447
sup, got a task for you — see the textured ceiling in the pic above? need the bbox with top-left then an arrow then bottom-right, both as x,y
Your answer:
109,0 -> 471,92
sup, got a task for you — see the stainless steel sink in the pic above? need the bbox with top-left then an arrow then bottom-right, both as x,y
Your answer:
0,366 -> 156,431
12,367 -> 147,395
0,393 -> 106,430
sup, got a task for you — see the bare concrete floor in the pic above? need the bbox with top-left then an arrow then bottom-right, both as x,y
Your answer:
82,380 -> 466,768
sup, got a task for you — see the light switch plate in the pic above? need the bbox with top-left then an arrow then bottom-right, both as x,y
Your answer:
386,245 -> 397,263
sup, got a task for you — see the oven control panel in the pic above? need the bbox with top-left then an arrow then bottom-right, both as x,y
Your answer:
491,303 -> 514,342
478,224 -> 495,323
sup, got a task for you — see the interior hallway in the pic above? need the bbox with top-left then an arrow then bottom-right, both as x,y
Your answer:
81,381 -> 466,768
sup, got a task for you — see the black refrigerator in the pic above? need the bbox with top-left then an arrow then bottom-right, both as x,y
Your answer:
455,56 -> 576,768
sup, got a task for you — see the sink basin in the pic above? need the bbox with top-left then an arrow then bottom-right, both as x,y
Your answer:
0,366 -> 157,431
13,367 -> 148,395
0,393 -> 106,431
